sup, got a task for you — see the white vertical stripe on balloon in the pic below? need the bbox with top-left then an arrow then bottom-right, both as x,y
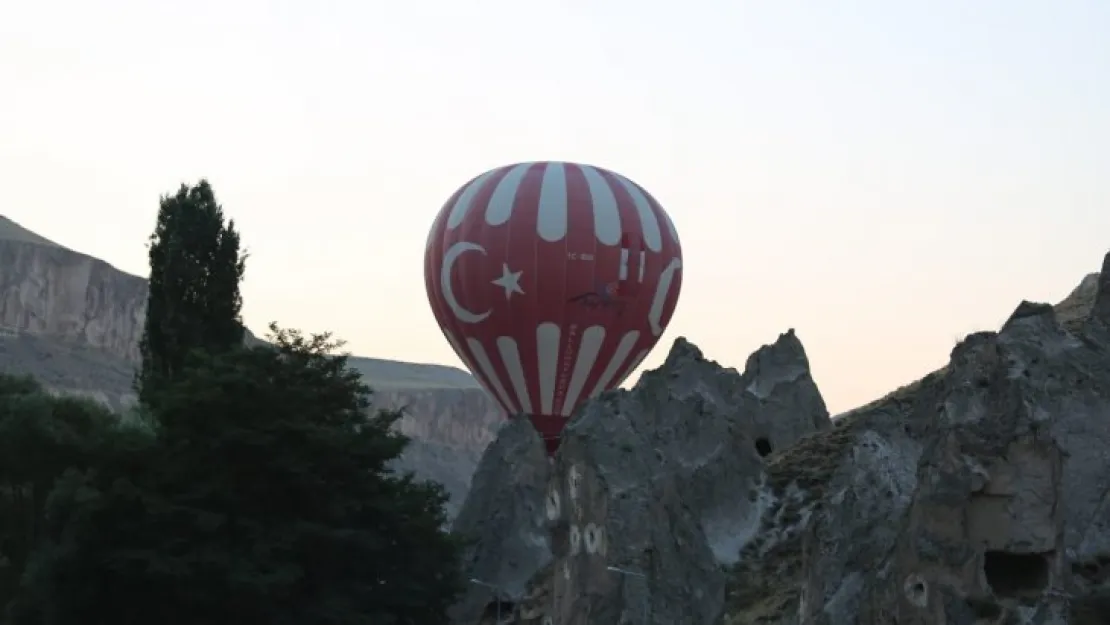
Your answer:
466,337 -> 517,413
638,251 -> 646,282
560,326 -> 605,416
447,169 -> 497,230
615,349 -> 651,388
612,175 -> 662,252
497,336 -> 533,414
485,162 -> 531,227
589,331 -> 640,399
536,323 -> 561,415
648,258 -> 682,336
579,166 -> 621,246
537,162 -> 568,242
618,248 -> 629,280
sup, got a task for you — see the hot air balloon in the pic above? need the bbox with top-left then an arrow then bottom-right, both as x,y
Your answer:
423,161 -> 683,455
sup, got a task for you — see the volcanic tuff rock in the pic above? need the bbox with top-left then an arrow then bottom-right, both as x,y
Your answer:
451,330 -> 831,624
450,417 -> 552,624
454,252 -> 1110,624
725,254 -> 1110,625
0,215 -> 501,517
0,218 -> 147,361
372,387 -> 501,517
733,260 -> 1110,625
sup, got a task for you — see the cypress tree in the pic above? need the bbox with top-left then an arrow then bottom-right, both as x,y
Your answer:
136,180 -> 245,407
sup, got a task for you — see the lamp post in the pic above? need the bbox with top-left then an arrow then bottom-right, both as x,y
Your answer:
606,566 -> 649,624
469,578 -> 505,624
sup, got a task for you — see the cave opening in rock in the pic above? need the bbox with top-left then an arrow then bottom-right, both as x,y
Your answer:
755,437 -> 773,457
983,550 -> 1050,598
481,600 -> 515,623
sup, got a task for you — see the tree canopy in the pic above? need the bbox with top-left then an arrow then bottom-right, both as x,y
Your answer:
137,179 -> 246,406
10,328 -> 463,625
0,375 -> 132,616
3,179 -> 463,625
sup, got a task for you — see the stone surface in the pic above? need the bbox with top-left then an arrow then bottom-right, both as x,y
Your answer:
722,254 -> 1110,625
0,236 -> 147,361
376,387 -> 501,516
454,331 -> 831,624
725,365 -> 939,625
453,252 -> 1110,625
450,417 -> 552,624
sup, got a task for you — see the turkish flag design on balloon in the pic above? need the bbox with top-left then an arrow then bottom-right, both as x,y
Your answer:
424,161 -> 683,455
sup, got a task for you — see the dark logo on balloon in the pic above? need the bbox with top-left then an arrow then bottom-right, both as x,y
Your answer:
568,281 -> 628,314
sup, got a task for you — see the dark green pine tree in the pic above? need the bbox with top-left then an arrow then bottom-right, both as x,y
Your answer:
137,180 -> 245,407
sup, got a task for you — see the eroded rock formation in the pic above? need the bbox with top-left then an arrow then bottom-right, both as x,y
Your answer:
450,418 -> 552,623
0,233 -> 147,361
453,331 -> 831,624
375,387 -> 501,454
374,387 -> 502,516
453,252 -> 1110,625
748,258 -> 1110,625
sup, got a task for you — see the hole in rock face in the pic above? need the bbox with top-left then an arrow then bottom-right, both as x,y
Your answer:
481,600 -> 515,623
1072,557 -> 1110,583
983,550 -> 1050,598
1071,592 -> 1110,625
755,438 -> 773,457
966,596 -> 1002,619
903,574 -> 928,607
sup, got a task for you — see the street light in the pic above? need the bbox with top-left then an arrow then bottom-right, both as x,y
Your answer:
469,578 -> 506,624
606,566 -> 649,624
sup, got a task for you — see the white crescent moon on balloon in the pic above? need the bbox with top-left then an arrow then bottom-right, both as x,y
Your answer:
440,241 -> 492,324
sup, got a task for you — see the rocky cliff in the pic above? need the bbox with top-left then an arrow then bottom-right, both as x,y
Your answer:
451,251 -> 1110,625
0,215 -> 501,517
375,387 -> 502,516
452,329 -> 832,624
0,219 -> 147,362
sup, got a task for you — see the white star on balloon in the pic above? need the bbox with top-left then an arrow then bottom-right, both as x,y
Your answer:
492,263 -> 525,300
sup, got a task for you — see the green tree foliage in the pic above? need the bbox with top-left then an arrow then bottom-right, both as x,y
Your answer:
0,376 -> 130,612
6,179 -> 462,624
137,179 -> 245,407
10,326 -> 465,625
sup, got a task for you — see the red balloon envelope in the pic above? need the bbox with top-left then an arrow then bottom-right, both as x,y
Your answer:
424,161 -> 683,455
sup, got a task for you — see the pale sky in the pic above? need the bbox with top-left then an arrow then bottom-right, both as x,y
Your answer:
2,0 -> 1108,414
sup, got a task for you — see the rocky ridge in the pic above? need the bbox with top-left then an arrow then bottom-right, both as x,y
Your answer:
0,215 -> 501,517
453,329 -> 832,624
451,252 -> 1110,625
